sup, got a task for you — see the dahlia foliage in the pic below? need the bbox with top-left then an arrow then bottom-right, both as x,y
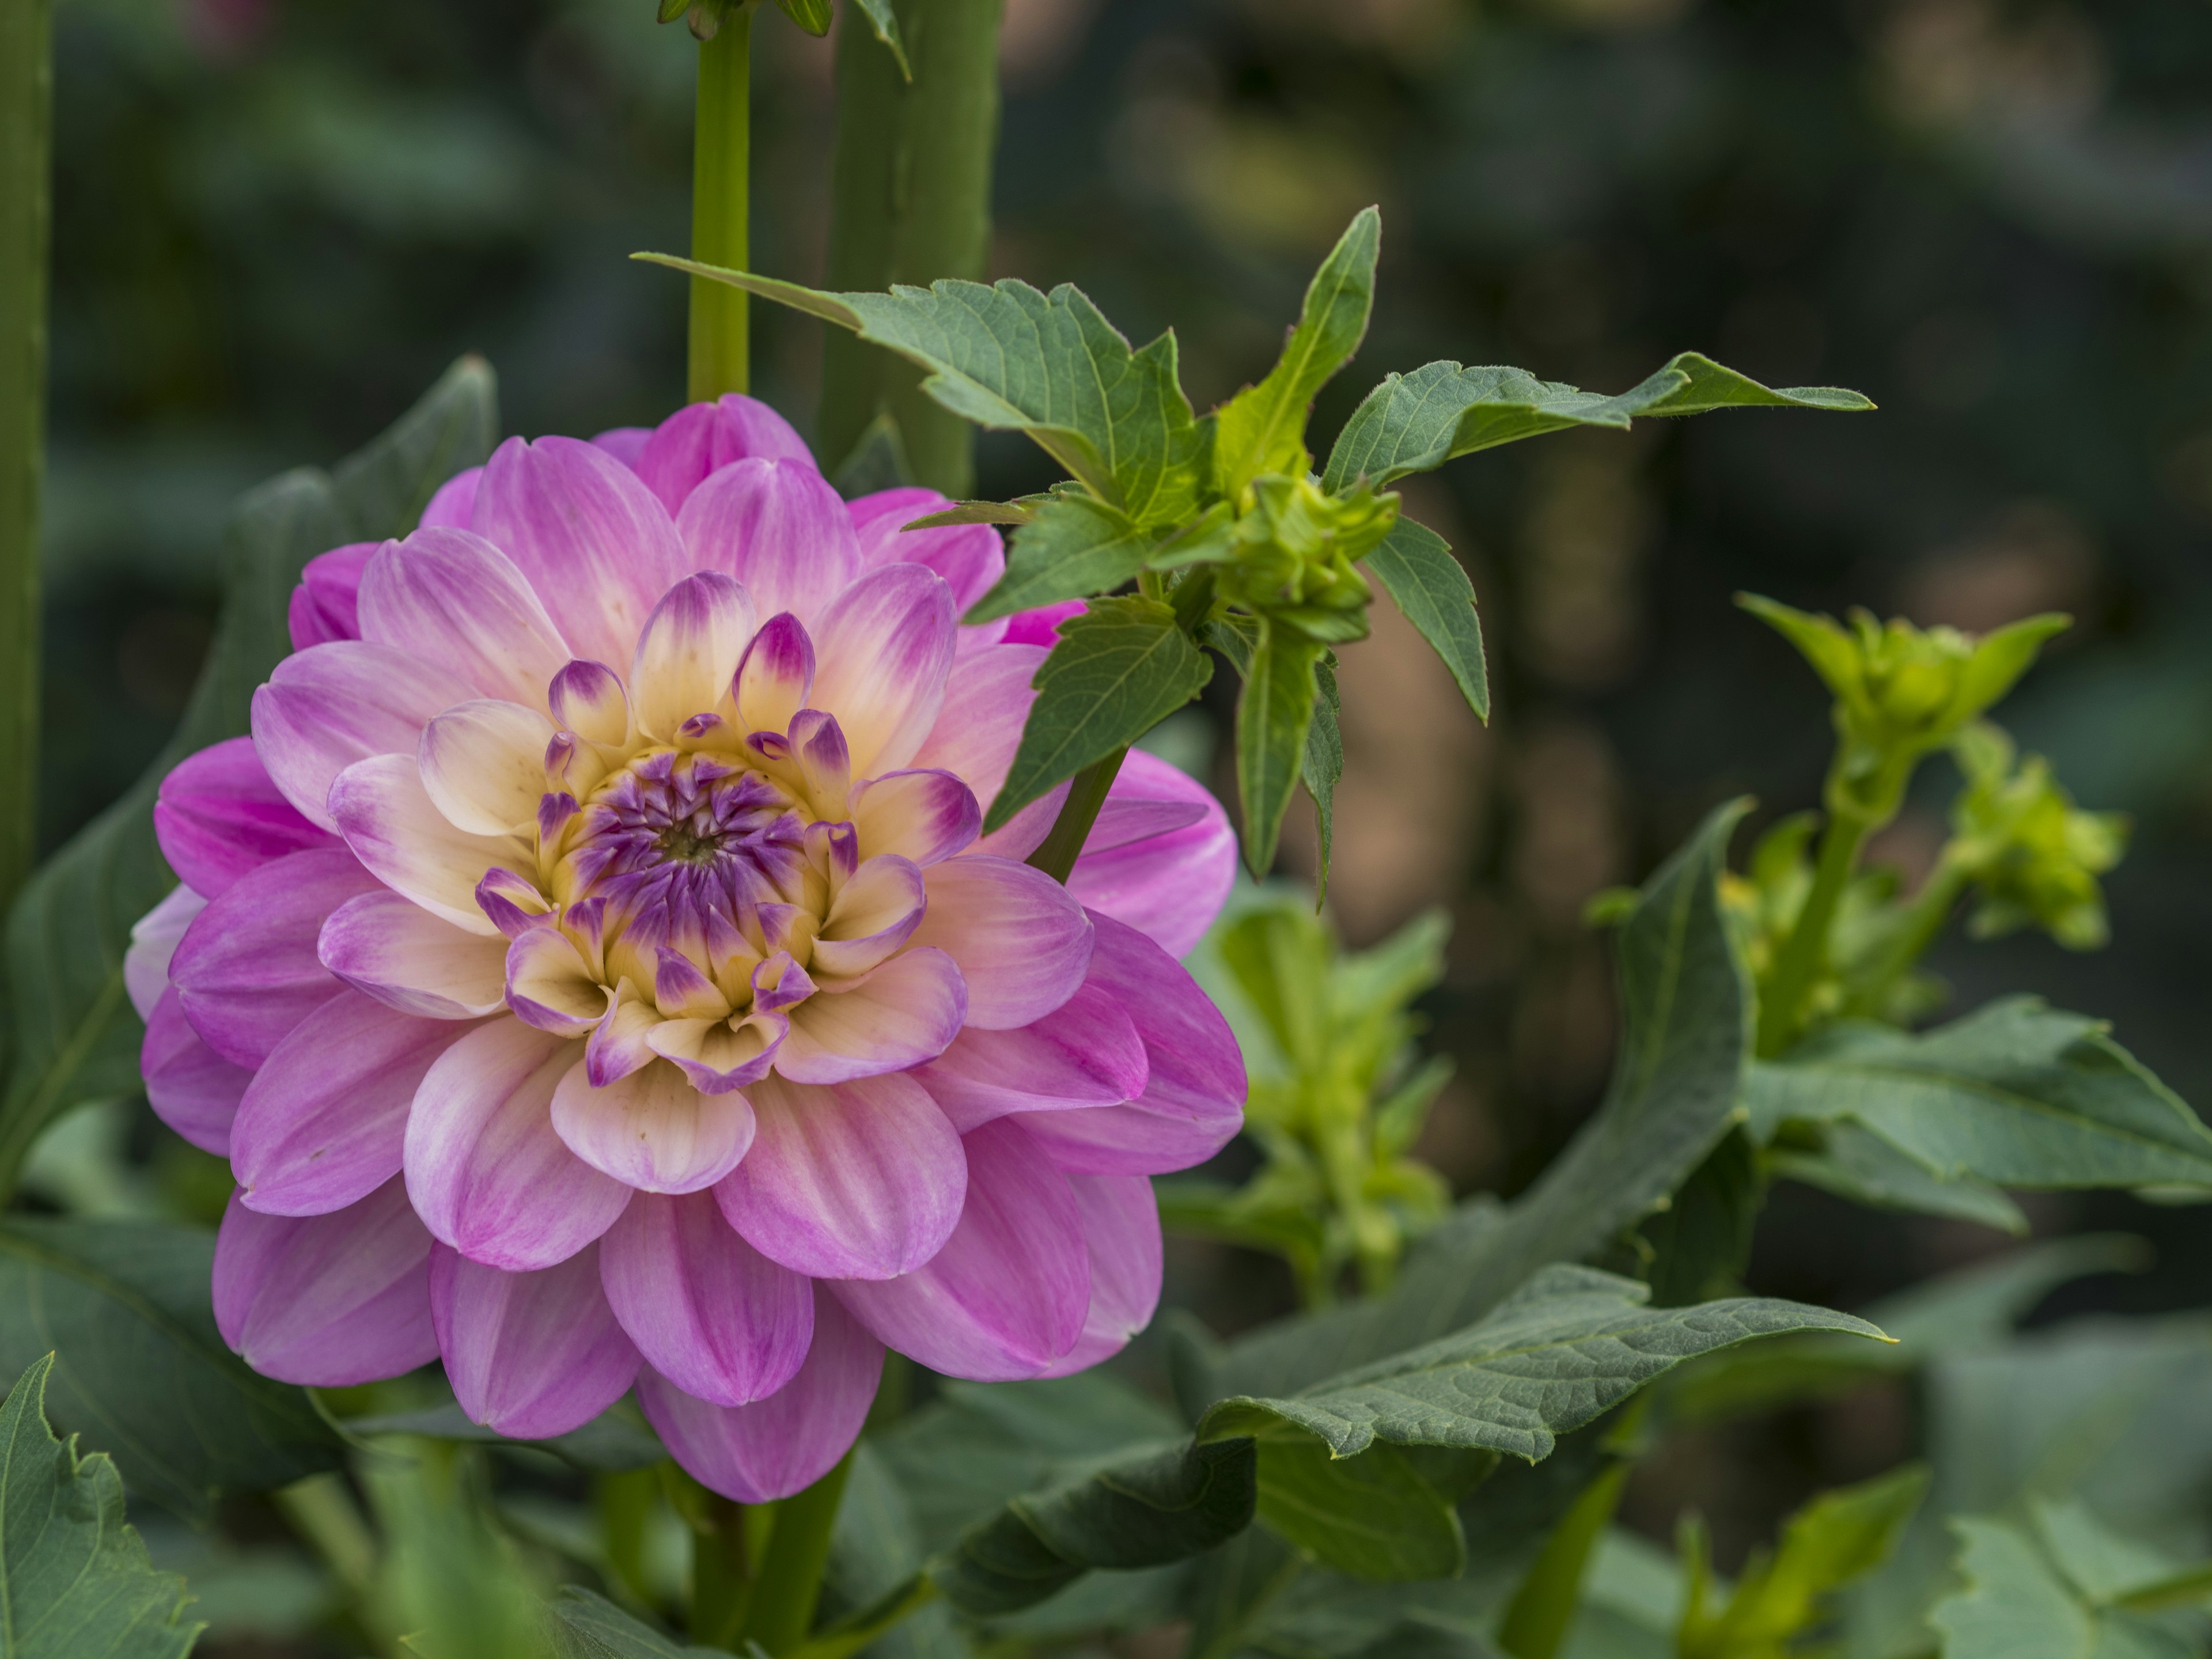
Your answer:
124,395 -> 1244,1500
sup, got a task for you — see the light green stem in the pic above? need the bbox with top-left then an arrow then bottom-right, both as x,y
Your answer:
739,1449 -> 855,1655
791,1573 -> 938,1659
691,1491 -> 755,1648
274,1472 -> 378,1603
0,0 -> 50,917
688,7 -> 752,402
1025,748 -> 1128,885
1756,805 -> 1869,1057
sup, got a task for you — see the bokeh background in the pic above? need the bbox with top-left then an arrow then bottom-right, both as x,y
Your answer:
42,0 -> 2212,1584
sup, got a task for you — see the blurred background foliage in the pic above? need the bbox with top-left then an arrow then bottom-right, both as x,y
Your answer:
41,0 -> 2212,1628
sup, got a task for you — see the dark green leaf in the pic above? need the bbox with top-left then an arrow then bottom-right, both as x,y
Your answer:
1768,1122 -> 2030,1236
1305,653 -> 1343,895
0,1221 -> 343,1521
903,499 -> 1040,529
986,597 -> 1211,832
0,1356 -> 201,1659
1929,1518 -> 2096,1659
828,411 -> 913,499
344,1400 -> 665,1473
965,493 -> 1152,623
1494,1456 -> 1630,1659
1364,517 -> 1488,721
1321,352 -> 1872,493
1179,1528 -> 1305,1659
821,1444 -> 969,1659
1638,1126 -> 1763,1308
546,1588 -> 721,1658
1214,207 -> 1381,499
1236,621 -> 1325,876
1747,998 -> 2212,1191
1245,1429 -> 1464,1582
846,0 -> 911,79
634,260 -> 1209,527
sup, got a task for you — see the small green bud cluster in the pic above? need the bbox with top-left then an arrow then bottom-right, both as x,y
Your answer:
1206,475 -> 1396,646
1948,724 -> 2127,950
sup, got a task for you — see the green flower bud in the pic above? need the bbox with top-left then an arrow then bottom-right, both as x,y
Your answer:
1212,474 -> 1397,645
1948,724 -> 2127,950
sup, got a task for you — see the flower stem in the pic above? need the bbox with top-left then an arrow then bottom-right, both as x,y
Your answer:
1025,748 -> 1128,885
690,1491 -> 755,1647
738,1449 -> 855,1655
1756,805 -> 1869,1057
0,0 -> 51,916
274,1472 -> 378,1603
688,5 -> 752,402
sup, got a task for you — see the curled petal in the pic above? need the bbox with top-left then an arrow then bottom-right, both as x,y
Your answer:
1036,1172 -> 1163,1378
908,856 -> 1092,1029
356,527 -> 571,709
287,541 -> 376,649
808,565 -> 957,778
331,753 -> 531,937
431,1243 -> 641,1440
125,885 -> 206,1022
644,1014 -> 785,1097
600,1192 -> 813,1407
587,981 -> 662,1087
636,396 -> 817,517
777,946 -> 965,1084
252,641 -> 477,833
788,710 -> 852,820
419,699 -> 560,836
811,854 -> 926,980
506,926 -> 611,1036
733,613 -> 815,739
676,458 -> 861,626
714,1071 -> 965,1280
154,737 -> 334,901
631,572 -> 758,743
404,1019 -> 631,1271
916,982 -> 1148,1133
552,1055 -> 758,1192
141,988 -> 251,1156
834,1119 -> 1089,1381
214,1178 -> 440,1387
1066,750 -> 1237,959
848,770 -> 980,868
652,948 -> 732,1021
550,659 -> 632,747
637,1289 -> 882,1503
320,890 -> 509,1019
847,487 -> 1006,615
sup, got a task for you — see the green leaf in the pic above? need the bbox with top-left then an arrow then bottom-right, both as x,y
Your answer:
1931,1518 -> 2096,1659
1245,1429 -> 1465,1582
1363,517 -> 1488,720
1236,620 -> 1325,876
1214,207 -> 1381,500
904,498 -> 1041,529
964,493 -> 1153,624
1200,1265 -> 1885,1465
1746,998 -> 2212,1192
846,0 -> 911,78
547,1588 -> 722,1658
635,260 -> 1209,527
1768,1121 -> 2031,1236
1179,1528 -> 1305,1659
0,357 -> 498,1193
986,597 -> 1212,832
772,0 -> 833,35
0,1220 -> 344,1521
1305,653 -> 1344,895
1638,1125 -> 1762,1308
1495,1457 -> 1631,1659
0,1355 -> 202,1658
344,1399 -> 666,1473
1322,353 -> 1872,493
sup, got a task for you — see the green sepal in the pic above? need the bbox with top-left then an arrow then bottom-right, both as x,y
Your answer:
904,497 -> 1044,529
846,0 -> 911,78
772,0 -> 833,33
1363,516 -> 1488,721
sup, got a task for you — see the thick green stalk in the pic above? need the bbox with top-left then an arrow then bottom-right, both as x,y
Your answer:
1756,806 -> 1869,1057
690,1491 -> 755,1647
820,0 -> 1002,491
739,1450 -> 855,1655
689,8 -> 752,402
0,0 -> 51,916
1025,748 -> 1128,884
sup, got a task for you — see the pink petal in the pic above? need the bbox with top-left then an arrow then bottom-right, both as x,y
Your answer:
777,946 -> 966,1083
846,487 -> 1007,615
469,435 -> 690,674
1001,599 -> 1085,648
431,1243 -> 641,1440
591,426 -> 653,469
419,467 -> 483,530
600,1191 -> 813,1407
733,612 -> 816,738
214,1178 -> 440,1387
418,699 -> 559,836
232,989 -> 474,1217
811,855 -> 928,980
849,770 -> 980,867
125,885 -> 206,1021
630,572 -> 757,743
833,1118 -> 1089,1381
807,565 -> 957,778
911,644 -> 1052,856
637,1288 -> 881,1503
675,458 -> 861,628
635,396 -> 817,517
550,1056 -> 757,1194
251,640 -> 479,833
713,1071 -> 965,1280
154,737 -> 336,902
915,982 -> 1149,1133
504,923 -> 609,1036
356,527 -> 573,709
319,890 -> 509,1018
1036,1172 -> 1164,1377
168,847 -> 381,1068
907,855 -> 1092,1029
329,753 -> 531,937
1066,750 -> 1236,959
287,541 -> 377,649
404,1018 -> 632,1272
550,658 -> 633,746
141,987 -> 251,1156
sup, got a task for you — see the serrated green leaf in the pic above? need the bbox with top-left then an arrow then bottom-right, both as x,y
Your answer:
0,1355 -> 202,1659
1746,998 -> 2212,1191
965,493 -> 1152,623
986,597 -> 1211,832
1199,1265 -> 1885,1465
1321,352 -> 1872,493
1768,1121 -> 2031,1236
847,0 -> 911,78
0,1220 -> 344,1521
635,260 -> 1209,527
546,1588 -> 720,1658
1365,517 -> 1488,720
773,0 -> 833,35
1214,207 -> 1381,500
1305,653 -> 1343,894
1236,621 -> 1325,876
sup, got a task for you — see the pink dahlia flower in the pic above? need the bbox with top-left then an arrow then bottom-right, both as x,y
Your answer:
126,395 -> 1243,1500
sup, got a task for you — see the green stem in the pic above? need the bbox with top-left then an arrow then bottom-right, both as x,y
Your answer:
1755,805 -> 1870,1058
791,1572 -> 938,1659
274,1472 -> 378,1603
688,6 -> 752,402
596,1467 -> 662,1610
0,0 -> 50,917
1846,855 -> 1969,1018
691,1493 -> 754,1648
738,1449 -> 855,1655
820,0 -> 1003,491
1025,748 -> 1128,885
1496,1394 -> 1650,1659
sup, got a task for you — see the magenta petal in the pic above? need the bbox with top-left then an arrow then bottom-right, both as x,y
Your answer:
915,982 -> 1149,1133
550,1058 -> 757,1194
713,1072 -> 964,1280
833,1118 -> 1089,1381
419,466 -> 483,531
675,457 -> 861,627
319,889 -> 510,1019
1066,749 -> 1236,959
1001,599 -> 1085,649
232,990 -> 474,1218
431,1243 -> 641,1439
636,396 -> 817,517
600,1191 -> 813,1407
908,855 -> 1092,1029
776,946 -> 966,1084
1037,1172 -> 1162,1378
252,640 -> 479,833
286,543 -> 376,649
356,527 -> 574,710
591,426 -> 653,469
168,847 -> 381,1068
214,1178 -> 440,1387
126,884 -> 205,1021
141,988 -> 251,1156
404,1019 -> 632,1271
912,644 -> 1050,853
637,1287 -> 881,1503
155,737 -> 336,900
848,770 -> 980,868
846,487 -> 1007,615
808,565 -> 958,778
